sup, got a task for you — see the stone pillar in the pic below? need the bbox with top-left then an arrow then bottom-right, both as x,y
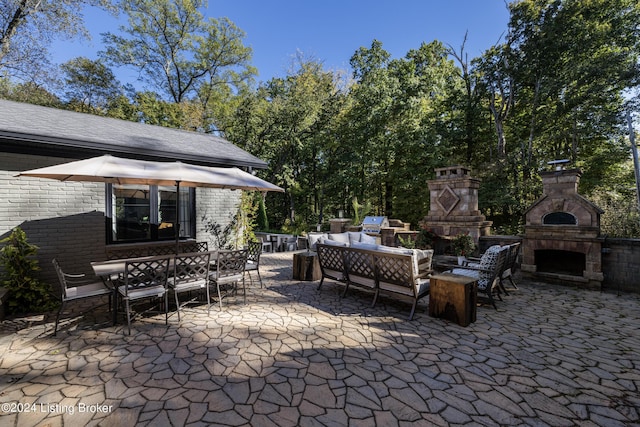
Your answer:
421,165 -> 492,241
329,218 -> 351,233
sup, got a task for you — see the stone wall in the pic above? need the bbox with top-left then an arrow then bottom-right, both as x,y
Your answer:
601,238 -> 640,293
1,152 -> 240,294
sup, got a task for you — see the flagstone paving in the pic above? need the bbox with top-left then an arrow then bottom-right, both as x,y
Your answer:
0,251 -> 639,426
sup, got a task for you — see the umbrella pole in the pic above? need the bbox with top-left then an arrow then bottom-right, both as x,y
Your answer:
175,180 -> 181,254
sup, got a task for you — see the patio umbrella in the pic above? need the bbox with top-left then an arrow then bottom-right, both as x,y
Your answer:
17,155 -> 283,251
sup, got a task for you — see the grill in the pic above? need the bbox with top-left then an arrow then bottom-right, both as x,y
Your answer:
361,216 -> 388,234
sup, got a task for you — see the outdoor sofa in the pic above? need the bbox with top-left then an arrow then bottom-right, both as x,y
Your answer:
315,236 -> 433,320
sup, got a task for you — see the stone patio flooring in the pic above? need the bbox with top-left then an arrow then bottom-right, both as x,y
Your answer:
0,251 -> 639,426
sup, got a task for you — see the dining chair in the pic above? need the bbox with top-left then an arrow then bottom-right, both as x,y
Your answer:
282,236 -> 298,251
258,235 -> 273,253
52,258 -> 112,336
170,251 -> 211,321
119,254 -> 172,334
244,241 -> 264,288
209,249 -> 248,310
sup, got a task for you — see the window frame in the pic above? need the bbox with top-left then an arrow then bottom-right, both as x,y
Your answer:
105,183 -> 196,244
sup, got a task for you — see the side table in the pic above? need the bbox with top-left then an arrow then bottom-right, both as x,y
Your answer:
292,252 -> 321,281
429,273 -> 477,326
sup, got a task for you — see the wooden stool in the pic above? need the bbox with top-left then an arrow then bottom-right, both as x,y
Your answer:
429,273 -> 477,326
292,252 -> 321,281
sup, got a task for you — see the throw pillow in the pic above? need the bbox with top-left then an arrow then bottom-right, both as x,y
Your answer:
360,233 -> 377,244
307,233 -> 326,250
328,232 -> 350,245
348,231 -> 363,245
412,249 -> 434,277
376,245 -> 413,255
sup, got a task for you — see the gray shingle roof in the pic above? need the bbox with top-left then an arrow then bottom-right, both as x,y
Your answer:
0,99 -> 267,169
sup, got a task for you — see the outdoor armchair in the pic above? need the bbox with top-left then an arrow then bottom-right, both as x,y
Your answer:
447,245 -> 509,309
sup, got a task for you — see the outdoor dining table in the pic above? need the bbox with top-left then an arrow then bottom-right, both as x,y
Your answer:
268,233 -> 295,252
91,253 -> 218,325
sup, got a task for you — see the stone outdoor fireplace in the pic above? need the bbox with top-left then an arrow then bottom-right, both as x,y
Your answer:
422,165 -> 492,243
521,167 -> 604,290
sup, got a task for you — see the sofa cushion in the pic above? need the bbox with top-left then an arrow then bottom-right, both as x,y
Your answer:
412,249 -> 434,277
328,232 -> 350,245
351,241 -> 379,251
307,233 -> 327,250
323,238 -> 348,247
360,233 -> 377,244
348,232 -> 363,245
376,245 -> 414,256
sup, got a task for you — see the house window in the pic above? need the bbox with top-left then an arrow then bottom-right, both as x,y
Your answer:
107,184 -> 195,243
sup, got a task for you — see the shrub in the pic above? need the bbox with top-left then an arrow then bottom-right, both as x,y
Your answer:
0,227 -> 56,314
451,233 -> 476,256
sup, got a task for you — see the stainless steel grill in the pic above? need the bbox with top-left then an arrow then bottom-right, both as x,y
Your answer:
361,216 -> 388,234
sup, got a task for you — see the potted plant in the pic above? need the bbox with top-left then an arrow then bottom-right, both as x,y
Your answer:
451,233 -> 476,265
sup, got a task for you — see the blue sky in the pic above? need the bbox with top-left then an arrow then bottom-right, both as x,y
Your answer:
53,1 -> 512,85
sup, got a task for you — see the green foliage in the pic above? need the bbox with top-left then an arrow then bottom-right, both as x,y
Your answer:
101,0 -> 255,116
590,190 -> 640,238
202,214 -> 238,250
282,217 -> 309,236
61,57 -> 123,113
451,233 -> 476,256
415,226 -> 438,249
256,195 -> 269,231
397,235 -> 416,249
0,228 -> 55,314
0,0 -> 115,83
352,197 -> 372,225
5,0 -> 640,238
0,78 -> 62,107
202,191 -> 258,249
398,226 -> 438,250
236,191 -> 259,247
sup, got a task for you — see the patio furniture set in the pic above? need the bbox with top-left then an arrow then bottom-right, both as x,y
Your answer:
52,240 -> 265,335
313,231 -> 521,321
254,232 -> 299,253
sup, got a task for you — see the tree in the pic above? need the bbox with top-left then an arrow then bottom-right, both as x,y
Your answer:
474,0 -> 640,231
507,0 -> 640,171
101,0 -> 255,130
0,77 -> 61,106
219,57 -> 344,230
0,0 -> 114,82
342,40 -> 459,224
448,33 -> 490,163
474,43 -> 514,160
61,57 -> 123,113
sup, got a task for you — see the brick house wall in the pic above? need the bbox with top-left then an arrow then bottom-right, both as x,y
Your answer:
1,152 -> 240,295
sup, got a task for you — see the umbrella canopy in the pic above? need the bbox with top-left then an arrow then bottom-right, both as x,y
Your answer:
17,154 -> 283,192
17,155 -> 283,252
